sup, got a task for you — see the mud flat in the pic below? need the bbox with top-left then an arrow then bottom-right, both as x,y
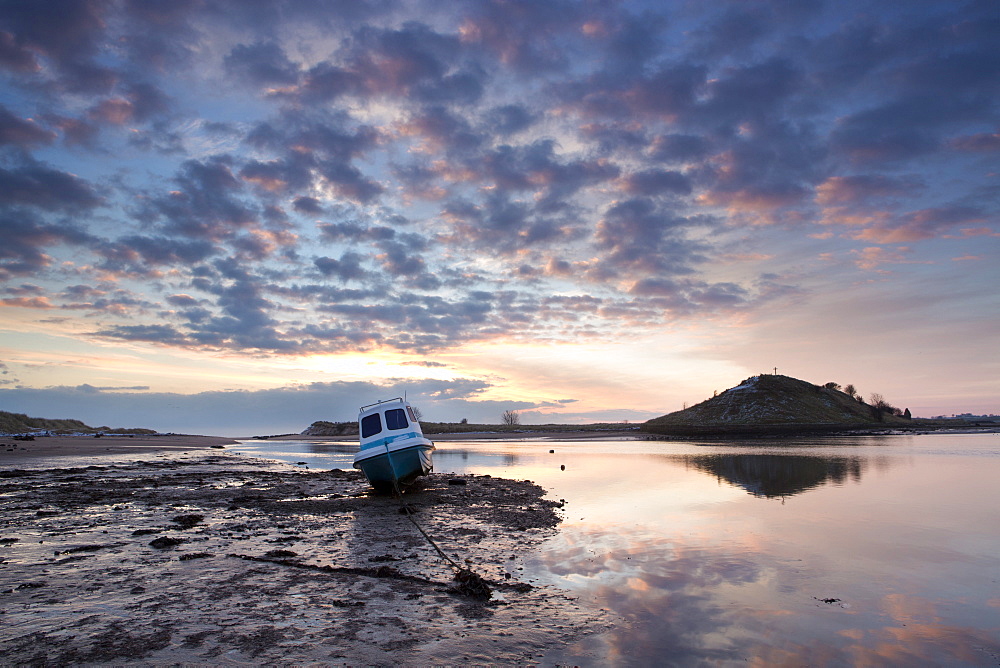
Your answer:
0,433 -> 237,462
0,452 -> 608,665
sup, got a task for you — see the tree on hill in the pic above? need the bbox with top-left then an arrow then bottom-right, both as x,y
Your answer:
869,393 -> 899,422
844,384 -> 857,399
501,409 -> 521,426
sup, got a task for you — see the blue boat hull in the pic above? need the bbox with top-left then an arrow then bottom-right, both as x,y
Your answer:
354,441 -> 434,492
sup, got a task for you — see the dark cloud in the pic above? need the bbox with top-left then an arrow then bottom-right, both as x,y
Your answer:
688,5 -> 773,60
700,58 -> 803,128
0,0 -> 114,92
95,323 -> 189,345
484,104 -> 537,135
0,28 -> 39,72
314,252 -> 367,282
87,81 -> 172,127
0,104 -> 55,147
295,61 -> 363,103
0,209 -> 95,276
594,198 -> 706,276
224,41 -> 300,87
647,134 -> 712,163
949,132 -> 1000,152
96,235 -> 217,273
293,196 -> 324,214
243,110 -> 383,202
460,0 -> 582,74
815,174 -> 918,206
240,158 -> 313,194
166,294 -> 199,307
318,222 -> 395,243
148,156 -> 258,240
0,157 -> 102,211
345,21 -> 481,103
623,170 -> 692,196
246,111 -> 380,160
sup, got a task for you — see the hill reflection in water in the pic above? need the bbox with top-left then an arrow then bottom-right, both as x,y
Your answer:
677,453 -> 865,498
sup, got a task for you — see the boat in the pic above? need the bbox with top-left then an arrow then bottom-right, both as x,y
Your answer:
352,397 -> 435,492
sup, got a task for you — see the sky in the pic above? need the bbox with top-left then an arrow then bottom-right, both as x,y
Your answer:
0,0 -> 998,435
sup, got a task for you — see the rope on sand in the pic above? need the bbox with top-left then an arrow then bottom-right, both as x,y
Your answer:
386,447 -> 492,600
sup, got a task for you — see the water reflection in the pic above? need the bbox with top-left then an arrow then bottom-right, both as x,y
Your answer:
677,453 -> 865,498
233,435 -> 1000,665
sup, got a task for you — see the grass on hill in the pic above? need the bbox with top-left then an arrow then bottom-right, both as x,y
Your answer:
643,375 -> 910,434
0,410 -> 155,435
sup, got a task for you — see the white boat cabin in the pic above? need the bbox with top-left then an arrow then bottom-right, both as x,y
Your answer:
358,398 -> 425,452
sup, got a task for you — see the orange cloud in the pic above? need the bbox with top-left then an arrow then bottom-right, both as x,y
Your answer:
1,296 -> 53,308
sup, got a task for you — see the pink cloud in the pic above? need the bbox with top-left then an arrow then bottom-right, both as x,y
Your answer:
1,296 -> 53,308
814,175 -> 913,206
851,206 -> 985,243
849,245 -> 931,271
949,132 -> 1000,152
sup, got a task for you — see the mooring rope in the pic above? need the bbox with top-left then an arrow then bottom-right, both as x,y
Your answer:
385,445 -> 492,599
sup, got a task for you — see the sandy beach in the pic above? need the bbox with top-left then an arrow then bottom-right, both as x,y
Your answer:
0,435 -> 608,664
0,433 -> 238,462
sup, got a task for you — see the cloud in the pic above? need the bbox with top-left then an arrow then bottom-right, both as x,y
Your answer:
815,175 -> 916,206
0,157 -> 103,211
594,198 -> 707,276
849,245 -> 924,271
0,104 -> 56,147
949,132 -> 1000,152
622,169 -> 692,196
148,156 -> 258,240
851,206 -> 986,243
0,209 -> 96,277
0,0 -> 114,93
314,252 -> 368,282
95,235 -> 217,274
0,378 -> 511,435
224,42 -> 300,87
0,0 -> 996,395
459,0 -> 582,73
87,82 -> 172,126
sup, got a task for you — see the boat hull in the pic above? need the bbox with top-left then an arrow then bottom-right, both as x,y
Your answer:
353,439 -> 434,492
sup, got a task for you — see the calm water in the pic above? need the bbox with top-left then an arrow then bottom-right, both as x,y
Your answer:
234,433 -> 1000,666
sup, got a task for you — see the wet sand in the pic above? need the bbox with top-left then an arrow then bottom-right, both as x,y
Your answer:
0,442 -> 609,664
0,433 -> 237,462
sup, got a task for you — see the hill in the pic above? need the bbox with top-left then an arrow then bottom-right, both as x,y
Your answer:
301,421 -> 358,437
642,375 -> 910,436
0,410 -> 155,435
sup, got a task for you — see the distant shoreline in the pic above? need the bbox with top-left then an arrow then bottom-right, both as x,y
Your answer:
263,429 -> 642,442
640,422 -> 1000,438
6,425 -> 996,463
0,433 -> 237,462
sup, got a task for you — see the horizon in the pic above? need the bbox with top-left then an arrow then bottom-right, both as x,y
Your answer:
1,1 -> 997,435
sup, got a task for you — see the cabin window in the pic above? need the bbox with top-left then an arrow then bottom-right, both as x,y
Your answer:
406,405 -> 417,422
361,413 -> 382,438
385,408 -> 409,430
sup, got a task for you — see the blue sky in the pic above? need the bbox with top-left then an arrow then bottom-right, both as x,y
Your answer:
1,0 -> 997,434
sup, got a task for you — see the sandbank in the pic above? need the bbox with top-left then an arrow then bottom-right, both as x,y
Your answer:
0,433 -> 237,462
